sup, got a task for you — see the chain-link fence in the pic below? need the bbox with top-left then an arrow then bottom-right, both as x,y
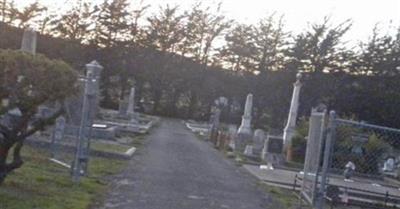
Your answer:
316,111 -> 400,209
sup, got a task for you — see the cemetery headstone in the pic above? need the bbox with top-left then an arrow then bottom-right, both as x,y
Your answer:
261,135 -> 284,165
243,145 -> 254,157
118,87 -> 138,122
235,94 -> 253,152
51,116 -> 66,157
253,129 -> 265,157
228,125 -> 237,150
127,87 -> 137,122
283,73 -> 302,161
383,157 -> 395,172
119,98 -> 128,116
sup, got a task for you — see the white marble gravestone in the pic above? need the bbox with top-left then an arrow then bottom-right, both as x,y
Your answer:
51,116 -> 66,157
119,87 -> 137,122
283,73 -> 302,151
253,129 -> 265,156
127,87 -> 136,117
283,73 -> 303,161
238,94 -> 253,135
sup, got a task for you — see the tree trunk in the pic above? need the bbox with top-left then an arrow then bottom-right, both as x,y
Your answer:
152,89 -> 162,114
0,145 -> 9,185
188,92 -> 198,119
167,91 -> 180,117
0,141 -> 24,185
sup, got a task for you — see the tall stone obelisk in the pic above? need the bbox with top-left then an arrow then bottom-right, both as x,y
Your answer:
283,73 -> 302,161
21,28 -> 37,54
235,94 -> 253,152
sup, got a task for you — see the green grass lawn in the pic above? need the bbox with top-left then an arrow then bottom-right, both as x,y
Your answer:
257,182 -> 312,209
90,141 -> 131,154
128,135 -> 146,147
0,145 -> 127,209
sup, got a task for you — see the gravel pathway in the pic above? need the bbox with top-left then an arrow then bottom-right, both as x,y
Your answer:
98,118 -> 274,209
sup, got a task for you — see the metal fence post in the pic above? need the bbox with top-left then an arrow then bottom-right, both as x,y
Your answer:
316,110 -> 336,209
71,71 -> 93,183
71,61 -> 102,183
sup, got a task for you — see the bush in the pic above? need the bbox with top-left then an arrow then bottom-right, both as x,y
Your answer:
0,49 -> 77,184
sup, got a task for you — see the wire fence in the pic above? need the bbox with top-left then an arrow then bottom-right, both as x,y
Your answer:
316,112 -> 400,209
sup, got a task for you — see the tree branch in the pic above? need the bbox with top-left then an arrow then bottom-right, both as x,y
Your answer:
20,105 -> 65,139
0,123 -> 10,137
5,141 -> 23,173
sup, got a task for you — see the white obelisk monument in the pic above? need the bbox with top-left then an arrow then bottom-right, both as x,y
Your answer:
283,73 -> 302,160
235,94 -> 253,152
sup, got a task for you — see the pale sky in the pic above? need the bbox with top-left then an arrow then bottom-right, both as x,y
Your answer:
13,0 -> 400,45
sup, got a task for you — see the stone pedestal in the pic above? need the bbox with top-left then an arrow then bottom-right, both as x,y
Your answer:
243,145 -> 254,157
235,132 -> 253,153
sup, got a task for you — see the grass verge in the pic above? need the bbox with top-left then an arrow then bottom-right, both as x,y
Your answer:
90,141 -> 131,154
257,182 -> 311,209
0,145 -> 127,209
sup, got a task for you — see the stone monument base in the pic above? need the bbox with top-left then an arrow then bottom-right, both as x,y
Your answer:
261,135 -> 285,166
64,125 -> 117,141
261,153 -> 285,167
234,132 -> 252,153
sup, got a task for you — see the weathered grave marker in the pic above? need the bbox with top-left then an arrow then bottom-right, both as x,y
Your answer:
50,116 -> 66,158
127,87 -> 137,120
252,129 -> 265,157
